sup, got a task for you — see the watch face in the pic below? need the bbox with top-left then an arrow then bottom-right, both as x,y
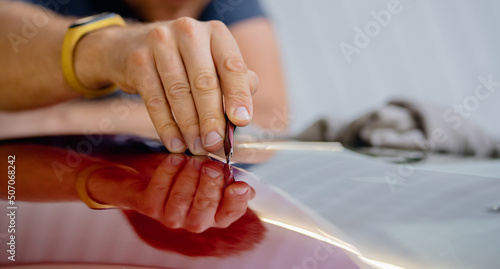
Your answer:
70,12 -> 117,28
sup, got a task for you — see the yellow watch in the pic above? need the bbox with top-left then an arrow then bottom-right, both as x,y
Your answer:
61,13 -> 126,98
75,164 -> 140,210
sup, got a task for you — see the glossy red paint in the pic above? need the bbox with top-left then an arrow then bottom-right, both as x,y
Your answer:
0,135 -> 366,269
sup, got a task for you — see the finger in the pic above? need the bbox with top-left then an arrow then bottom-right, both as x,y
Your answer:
135,61 -> 187,153
151,25 -> 206,155
163,156 -> 205,229
210,20 -> 253,127
215,181 -> 255,228
184,161 -> 225,233
140,154 -> 186,218
248,69 -> 259,96
176,19 -> 225,152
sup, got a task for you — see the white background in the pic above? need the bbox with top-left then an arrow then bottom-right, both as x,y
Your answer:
261,0 -> 500,137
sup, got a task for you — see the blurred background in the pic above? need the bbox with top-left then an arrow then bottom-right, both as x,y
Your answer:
260,0 -> 500,137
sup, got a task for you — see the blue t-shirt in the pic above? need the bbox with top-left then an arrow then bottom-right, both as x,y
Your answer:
23,0 -> 266,26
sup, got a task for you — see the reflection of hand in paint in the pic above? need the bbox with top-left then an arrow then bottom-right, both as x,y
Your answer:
87,154 -> 256,233
124,208 -> 266,257
0,138 -> 258,235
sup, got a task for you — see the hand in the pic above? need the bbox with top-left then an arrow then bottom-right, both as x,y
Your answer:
76,18 -> 259,155
87,154 -> 256,233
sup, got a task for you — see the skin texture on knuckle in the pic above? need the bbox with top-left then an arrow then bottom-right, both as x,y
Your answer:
170,190 -> 193,204
207,20 -> 227,32
173,17 -> 200,38
148,181 -> 170,192
224,58 -> 247,74
162,217 -> 182,230
208,20 -> 234,42
166,81 -> 191,100
156,121 -> 179,136
148,25 -> 170,43
225,91 -> 252,106
145,95 -> 167,112
201,180 -> 224,197
185,221 -> 209,234
193,71 -> 219,93
199,111 -> 222,129
192,197 -> 219,211
176,116 -> 199,131
152,165 -> 176,181
123,50 -> 153,90
127,49 -> 150,70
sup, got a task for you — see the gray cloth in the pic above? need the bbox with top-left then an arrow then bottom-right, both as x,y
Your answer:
295,99 -> 500,158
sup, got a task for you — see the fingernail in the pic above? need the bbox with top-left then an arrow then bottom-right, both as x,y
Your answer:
193,137 -> 207,155
170,137 -> 185,152
203,167 -> 221,178
232,187 -> 249,195
170,155 -> 184,166
204,131 -> 222,148
233,107 -> 250,121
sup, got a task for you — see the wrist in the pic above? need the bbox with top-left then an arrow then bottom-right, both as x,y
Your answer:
85,165 -> 141,209
73,26 -> 119,90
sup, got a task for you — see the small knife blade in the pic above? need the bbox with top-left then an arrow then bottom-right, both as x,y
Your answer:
223,115 -> 235,187
224,115 -> 235,164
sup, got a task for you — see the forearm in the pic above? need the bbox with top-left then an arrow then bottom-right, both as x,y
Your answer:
0,1 -> 77,109
0,144 -> 103,201
0,143 -> 150,206
0,1 -> 113,110
0,98 -> 157,140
